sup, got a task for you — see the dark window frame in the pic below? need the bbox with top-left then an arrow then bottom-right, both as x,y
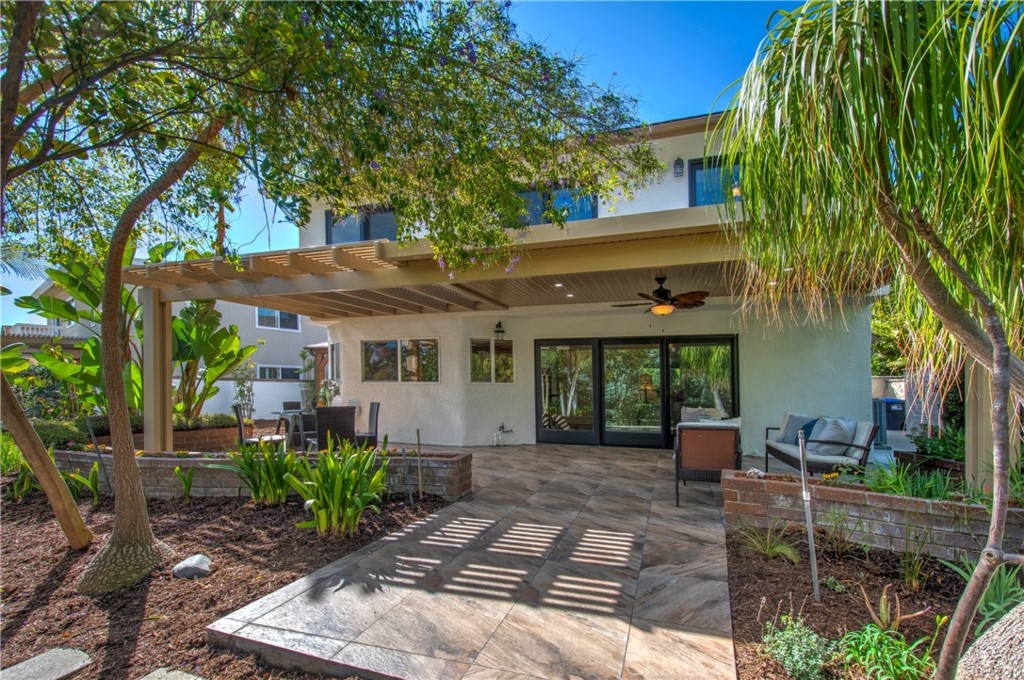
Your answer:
688,157 -> 740,208
517,189 -> 598,227
325,207 -> 399,245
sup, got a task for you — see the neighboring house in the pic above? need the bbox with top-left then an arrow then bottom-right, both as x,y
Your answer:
4,279 -> 327,419
126,113 -> 875,452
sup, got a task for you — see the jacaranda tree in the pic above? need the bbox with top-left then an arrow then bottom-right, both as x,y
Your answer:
1,1 -> 659,594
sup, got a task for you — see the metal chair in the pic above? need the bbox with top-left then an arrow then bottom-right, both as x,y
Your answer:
282,400 -> 302,411
234,404 -> 288,447
307,406 -> 356,451
355,402 -> 380,449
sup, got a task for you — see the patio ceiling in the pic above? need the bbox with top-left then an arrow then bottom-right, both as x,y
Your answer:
124,207 -> 742,320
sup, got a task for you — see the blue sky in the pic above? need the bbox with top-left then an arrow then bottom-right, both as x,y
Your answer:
2,1 -> 796,325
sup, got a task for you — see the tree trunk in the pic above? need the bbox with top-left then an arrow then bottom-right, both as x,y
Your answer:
77,115 -> 226,595
0,373 -> 92,549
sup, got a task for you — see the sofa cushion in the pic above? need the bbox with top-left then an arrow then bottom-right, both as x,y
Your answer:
767,441 -> 854,469
807,416 -> 858,457
679,406 -> 704,423
800,418 -> 819,442
777,412 -> 816,444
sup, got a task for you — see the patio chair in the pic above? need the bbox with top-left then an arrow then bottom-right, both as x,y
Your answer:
306,406 -> 356,451
295,412 -> 316,451
282,400 -> 301,411
234,404 -> 288,448
355,402 -> 380,448
764,412 -> 878,475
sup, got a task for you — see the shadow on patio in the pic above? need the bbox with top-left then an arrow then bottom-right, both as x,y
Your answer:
207,444 -> 736,680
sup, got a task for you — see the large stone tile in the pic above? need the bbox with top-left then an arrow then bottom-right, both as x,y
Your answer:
435,547 -> 546,600
332,643 -> 470,680
640,540 -> 729,580
623,619 -> 736,680
462,666 -> 545,680
475,603 -> 630,679
519,489 -> 591,512
549,524 -> 644,572
254,576 -> 411,641
474,517 -> 569,561
633,572 -> 732,633
226,623 -> 348,676
520,559 -> 636,617
355,590 -> 512,663
579,494 -> 652,518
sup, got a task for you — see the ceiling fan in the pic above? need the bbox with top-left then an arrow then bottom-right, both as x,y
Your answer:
612,276 -> 709,316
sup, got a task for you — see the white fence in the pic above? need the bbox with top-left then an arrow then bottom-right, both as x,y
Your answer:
200,381 -> 306,420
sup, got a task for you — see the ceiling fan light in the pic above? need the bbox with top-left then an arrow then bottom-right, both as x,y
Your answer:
650,303 -> 674,316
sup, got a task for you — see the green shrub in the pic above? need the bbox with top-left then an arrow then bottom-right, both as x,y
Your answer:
284,439 -> 387,536
762,615 -> 836,680
736,521 -> 800,564
207,441 -> 297,505
941,555 -> 1024,636
32,419 -> 82,447
907,425 -> 965,462
174,465 -> 196,503
75,413 -> 144,438
199,413 -> 240,429
864,463 -> 962,500
1,431 -> 24,475
841,619 -> 945,680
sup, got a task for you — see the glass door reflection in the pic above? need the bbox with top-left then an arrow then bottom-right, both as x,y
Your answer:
537,343 -> 597,444
602,341 -> 663,447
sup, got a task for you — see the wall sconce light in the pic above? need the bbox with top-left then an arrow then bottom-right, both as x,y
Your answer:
650,302 -> 675,316
494,321 -> 505,340
673,158 -> 685,178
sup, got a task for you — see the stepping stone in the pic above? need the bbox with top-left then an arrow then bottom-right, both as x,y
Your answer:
2,648 -> 91,680
137,669 -> 205,680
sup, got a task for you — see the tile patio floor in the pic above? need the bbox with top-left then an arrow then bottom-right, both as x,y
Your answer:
207,444 -> 737,680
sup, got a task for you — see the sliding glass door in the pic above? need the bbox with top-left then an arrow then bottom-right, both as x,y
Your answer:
536,342 -> 598,444
601,341 -> 664,447
536,336 -> 738,448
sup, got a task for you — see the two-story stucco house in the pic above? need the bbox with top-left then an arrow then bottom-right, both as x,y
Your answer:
126,113 -> 874,454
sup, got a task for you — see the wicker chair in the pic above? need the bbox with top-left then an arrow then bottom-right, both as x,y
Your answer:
307,406 -> 356,451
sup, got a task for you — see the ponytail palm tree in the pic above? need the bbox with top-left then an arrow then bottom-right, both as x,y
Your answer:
716,2 -> 1022,676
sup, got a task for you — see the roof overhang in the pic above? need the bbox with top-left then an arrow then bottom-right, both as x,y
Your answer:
125,206 -> 744,320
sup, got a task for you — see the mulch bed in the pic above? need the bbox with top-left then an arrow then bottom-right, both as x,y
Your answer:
0,488 -> 447,679
728,529 -> 969,679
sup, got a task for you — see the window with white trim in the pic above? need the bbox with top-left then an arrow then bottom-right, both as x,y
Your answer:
470,339 -> 514,383
256,307 -> 300,331
257,365 -> 302,380
361,339 -> 439,382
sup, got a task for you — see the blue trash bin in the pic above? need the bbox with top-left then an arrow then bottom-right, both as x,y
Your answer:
880,397 -> 905,430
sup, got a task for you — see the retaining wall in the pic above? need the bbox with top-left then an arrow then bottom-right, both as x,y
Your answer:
721,470 -> 1024,560
52,449 -> 473,502
93,426 -> 246,453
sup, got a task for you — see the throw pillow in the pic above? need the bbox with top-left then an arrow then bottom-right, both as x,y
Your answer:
777,413 -> 816,444
799,418 -> 819,443
679,406 -> 704,423
806,416 -> 858,457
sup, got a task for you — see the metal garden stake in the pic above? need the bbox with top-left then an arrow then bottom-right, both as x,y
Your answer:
798,430 -> 821,602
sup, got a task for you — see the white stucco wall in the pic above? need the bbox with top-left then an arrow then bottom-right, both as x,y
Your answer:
326,302 -> 872,451
299,131 -> 716,251
200,380 -> 307,420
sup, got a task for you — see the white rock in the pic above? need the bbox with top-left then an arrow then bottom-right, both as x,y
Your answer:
172,554 -> 212,579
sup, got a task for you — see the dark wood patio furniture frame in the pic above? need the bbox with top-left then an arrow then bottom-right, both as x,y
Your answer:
764,423 -> 878,475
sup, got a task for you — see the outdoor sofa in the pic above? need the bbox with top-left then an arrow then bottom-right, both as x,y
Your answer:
765,412 -> 878,475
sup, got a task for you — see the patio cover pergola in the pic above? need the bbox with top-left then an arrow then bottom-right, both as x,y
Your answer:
126,208 -> 742,451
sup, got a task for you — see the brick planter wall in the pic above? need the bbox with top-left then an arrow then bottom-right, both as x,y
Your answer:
54,450 -> 247,499
93,426 -> 248,453
382,452 -> 473,502
53,449 -> 473,503
721,470 -> 1024,560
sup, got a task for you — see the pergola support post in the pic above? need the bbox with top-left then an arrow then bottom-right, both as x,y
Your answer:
141,287 -> 173,452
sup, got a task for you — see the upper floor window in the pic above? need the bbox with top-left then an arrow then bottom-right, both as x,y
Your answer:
519,189 -> 596,226
256,307 -> 300,332
258,365 -> 302,380
326,209 -> 399,245
689,157 -> 740,207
